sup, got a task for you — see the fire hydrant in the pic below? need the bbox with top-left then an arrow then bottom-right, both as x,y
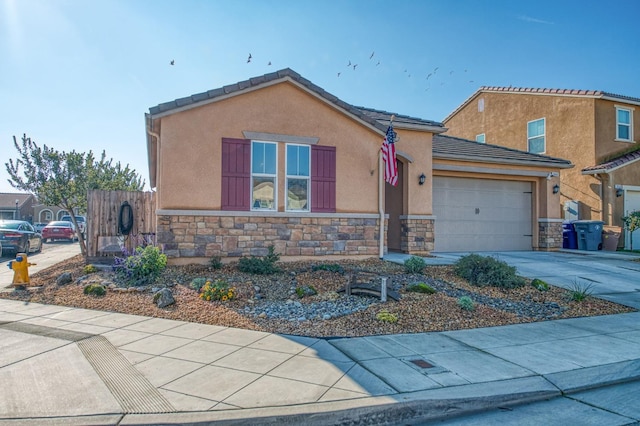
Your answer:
8,253 -> 36,287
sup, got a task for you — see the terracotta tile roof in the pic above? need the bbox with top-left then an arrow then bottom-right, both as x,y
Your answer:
149,68 -> 444,134
444,86 -> 640,123
582,150 -> 640,174
433,134 -> 573,168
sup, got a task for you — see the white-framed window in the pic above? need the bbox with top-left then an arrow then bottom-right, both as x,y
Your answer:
476,133 -> 486,143
478,98 -> 485,112
616,106 -> 633,142
285,144 -> 310,211
251,141 -> 277,210
527,118 -> 545,154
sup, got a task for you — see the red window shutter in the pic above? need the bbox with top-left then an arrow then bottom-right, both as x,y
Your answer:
311,145 -> 336,213
221,138 -> 250,211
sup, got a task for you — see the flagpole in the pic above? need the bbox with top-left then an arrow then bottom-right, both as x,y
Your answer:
379,114 -> 395,259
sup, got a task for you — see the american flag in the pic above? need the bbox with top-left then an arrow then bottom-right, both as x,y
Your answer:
381,123 -> 398,186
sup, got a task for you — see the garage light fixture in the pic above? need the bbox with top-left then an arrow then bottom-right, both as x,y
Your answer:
616,188 -> 624,197
553,184 -> 560,194
419,173 -> 426,185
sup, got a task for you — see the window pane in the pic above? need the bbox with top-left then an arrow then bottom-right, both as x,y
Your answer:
528,119 -> 544,137
252,143 -> 264,174
528,136 -> 545,153
287,178 -> 309,211
252,177 -> 275,209
618,109 -> 630,125
252,142 -> 276,174
476,134 -> 485,143
286,145 -> 310,177
618,124 -> 630,140
264,143 -> 276,174
287,146 -> 297,175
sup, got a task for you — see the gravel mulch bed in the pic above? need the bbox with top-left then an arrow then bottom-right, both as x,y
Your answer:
1,255 -> 634,338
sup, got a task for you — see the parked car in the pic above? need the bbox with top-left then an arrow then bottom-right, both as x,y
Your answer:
60,215 -> 86,237
33,223 -> 48,233
0,220 -> 43,254
42,221 -> 78,243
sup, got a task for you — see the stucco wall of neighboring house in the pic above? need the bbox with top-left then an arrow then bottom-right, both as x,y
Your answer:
594,99 -> 639,161
156,82 -> 393,213
445,92 -> 601,220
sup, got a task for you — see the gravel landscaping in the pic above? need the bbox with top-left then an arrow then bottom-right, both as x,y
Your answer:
1,254 -> 634,338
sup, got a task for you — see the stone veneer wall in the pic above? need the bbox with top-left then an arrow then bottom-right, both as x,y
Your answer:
538,219 -> 563,250
157,212 -> 387,259
399,216 -> 435,255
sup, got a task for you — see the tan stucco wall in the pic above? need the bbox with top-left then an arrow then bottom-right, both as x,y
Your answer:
154,82 -> 435,215
395,128 -> 433,215
594,99 -> 640,160
445,92 -> 603,219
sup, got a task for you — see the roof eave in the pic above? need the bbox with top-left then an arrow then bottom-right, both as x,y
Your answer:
433,153 -> 574,169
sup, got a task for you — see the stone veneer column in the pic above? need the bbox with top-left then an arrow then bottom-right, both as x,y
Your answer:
538,218 -> 563,250
399,215 -> 435,255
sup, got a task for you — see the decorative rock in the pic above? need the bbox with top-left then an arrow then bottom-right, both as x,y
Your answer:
154,288 -> 175,308
254,285 -> 261,293
297,316 -> 307,322
56,272 -> 73,286
258,312 -> 267,318
322,314 -> 332,320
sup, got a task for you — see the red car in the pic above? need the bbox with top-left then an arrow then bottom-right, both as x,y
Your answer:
41,221 -> 78,243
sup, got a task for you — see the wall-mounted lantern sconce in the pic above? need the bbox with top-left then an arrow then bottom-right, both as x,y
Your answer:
616,188 -> 624,197
552,184 -> 560,194
419,173 -> 426,185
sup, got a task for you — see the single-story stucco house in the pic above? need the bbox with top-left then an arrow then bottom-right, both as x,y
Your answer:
145,68 -> 572,263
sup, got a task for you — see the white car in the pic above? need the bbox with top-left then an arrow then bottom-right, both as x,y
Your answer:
60,215 -> 86,237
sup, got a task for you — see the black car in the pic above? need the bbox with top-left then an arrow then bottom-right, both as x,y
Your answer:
0,220 -> 43,254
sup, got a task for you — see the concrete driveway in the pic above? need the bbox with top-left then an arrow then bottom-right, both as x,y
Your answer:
387,249 -> 640,309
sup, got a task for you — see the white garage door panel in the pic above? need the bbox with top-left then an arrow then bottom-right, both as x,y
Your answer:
624,190 -> 640,250
433,177 -> 532,252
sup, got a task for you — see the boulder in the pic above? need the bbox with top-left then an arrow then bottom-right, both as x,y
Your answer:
154,288 -> 175,308
56,272 -> 73,286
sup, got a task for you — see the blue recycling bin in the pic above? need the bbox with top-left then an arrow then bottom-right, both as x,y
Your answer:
562,221 -> 578,249
573,220 -> 604,251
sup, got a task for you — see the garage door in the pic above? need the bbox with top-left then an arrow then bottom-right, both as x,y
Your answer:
433,176 -> 532,252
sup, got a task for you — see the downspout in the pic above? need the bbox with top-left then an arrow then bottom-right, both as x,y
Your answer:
379,151 -> 384,259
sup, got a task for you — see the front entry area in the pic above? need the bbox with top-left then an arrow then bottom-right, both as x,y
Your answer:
385,161 -> 404,251
433,176 -> 533,252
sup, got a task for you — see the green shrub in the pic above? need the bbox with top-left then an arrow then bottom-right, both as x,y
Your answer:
238,245 -> 281,275
376,310 -> 398,323
312,263 -> 345,274
83,264 -> 98,274
189,277 -> 208,292
531,278 -> 549,292
404,256 -> 426,274
406,282 -> 436,294
567,280 -> 594,302
209,256 -> 223,270
83,284 -> 106,297
200,279 -> 235,302
114,245 -> 167,287
295,285 -> 317,298
453,254 -> 525,289
457,296 -> 475,311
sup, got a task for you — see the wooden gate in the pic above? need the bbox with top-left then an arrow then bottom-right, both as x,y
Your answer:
86,190 -> 156,263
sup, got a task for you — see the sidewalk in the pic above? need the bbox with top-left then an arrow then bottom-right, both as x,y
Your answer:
1,296 -> 640,425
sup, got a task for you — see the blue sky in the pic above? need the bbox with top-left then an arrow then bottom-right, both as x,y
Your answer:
2,0 -> 639,193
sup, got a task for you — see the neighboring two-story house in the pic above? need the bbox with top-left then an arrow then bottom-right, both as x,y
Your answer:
444,87 -> 640,249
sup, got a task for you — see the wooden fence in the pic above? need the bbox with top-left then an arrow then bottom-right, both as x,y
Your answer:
86,190 -> 156,263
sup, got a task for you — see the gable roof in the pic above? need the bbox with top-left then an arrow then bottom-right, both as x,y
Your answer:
433,134 -> 573,169
444,86 -> 640,123
148,68 -> 445,134
582,150 -> 640,175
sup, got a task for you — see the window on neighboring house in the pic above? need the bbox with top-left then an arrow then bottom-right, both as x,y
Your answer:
527,118 -> 545,154
286,144 -> 310,211
251,141 -> 277,210
476,134 -> 486,143
616,106 -> 633,141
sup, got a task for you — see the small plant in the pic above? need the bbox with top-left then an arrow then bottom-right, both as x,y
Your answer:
406,282 -> 436,294
114,245 -> 167,287
312,263 -> 344,274
83,264 -> 98,274
404,256 -> 427,274
238,245 -> 281,275
209,256 -> 223,270
83,284 -> 106,297
531,278 -> 549,292
200,279 -> 236,302
567,280 -> 594,302
295,285 -> 317,298
376,310 -> 398,323
453,254 -> 525,289
622,210 -> 640,251
458,296 -> 475,311
189,277 -> 208,292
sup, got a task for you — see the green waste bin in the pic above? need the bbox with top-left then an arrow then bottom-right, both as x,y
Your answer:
573,220 -> 604,251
